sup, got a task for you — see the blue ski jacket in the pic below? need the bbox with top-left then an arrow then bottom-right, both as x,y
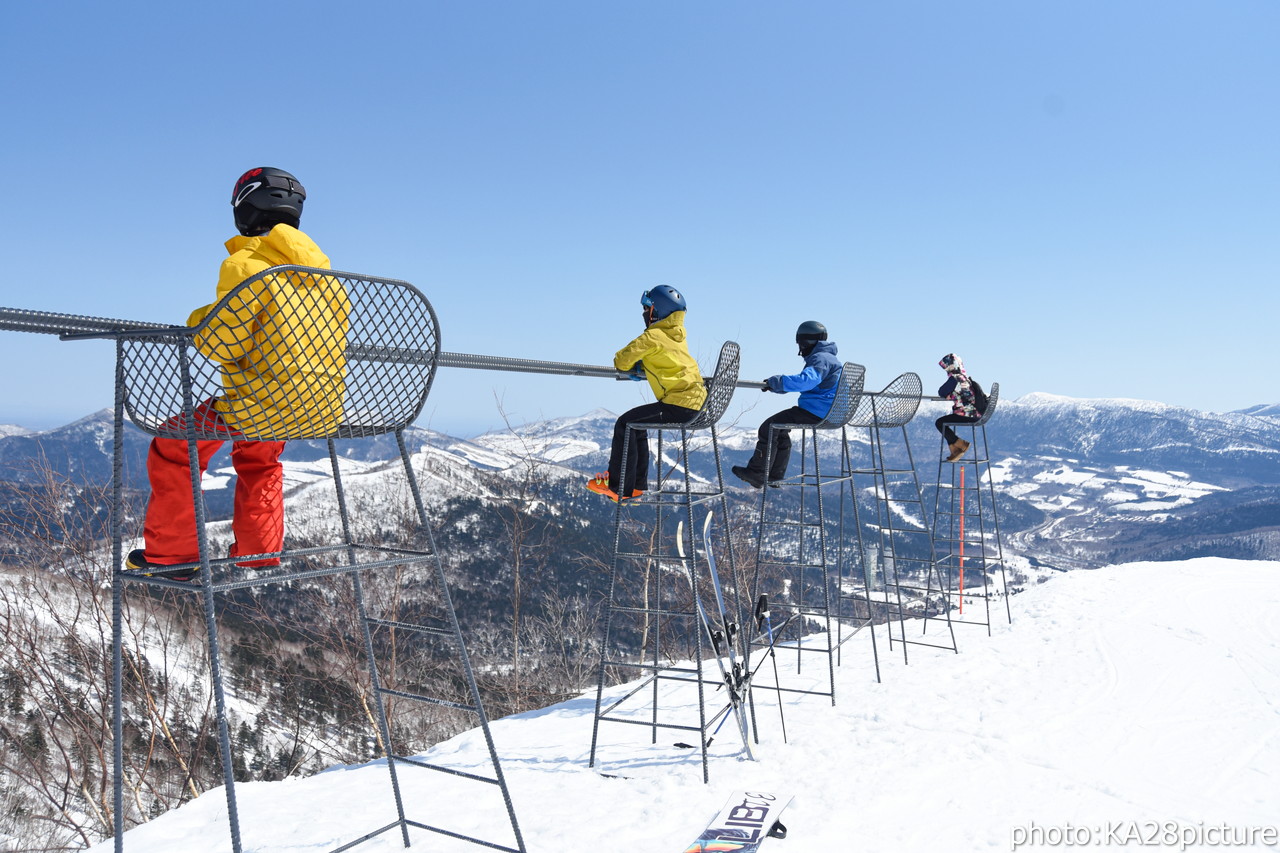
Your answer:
766,341 -> 842,418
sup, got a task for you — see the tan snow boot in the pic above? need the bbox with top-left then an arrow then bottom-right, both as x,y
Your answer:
946,438 -> 970,462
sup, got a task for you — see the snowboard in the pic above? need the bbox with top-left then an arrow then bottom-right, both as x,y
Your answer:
681,790 -> 793,852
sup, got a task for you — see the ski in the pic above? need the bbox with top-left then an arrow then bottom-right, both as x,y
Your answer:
699,511 -> 753,751
681,790 -> 793,852
676,515 -> 754,759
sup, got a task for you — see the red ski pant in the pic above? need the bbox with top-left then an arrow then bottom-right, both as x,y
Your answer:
143,399 -> 285,567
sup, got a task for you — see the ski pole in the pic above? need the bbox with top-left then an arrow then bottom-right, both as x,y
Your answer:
755,594 -> 788,744
960,464 -> 966,615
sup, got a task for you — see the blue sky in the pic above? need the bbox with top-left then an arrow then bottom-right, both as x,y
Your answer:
1,1 -> 1275,436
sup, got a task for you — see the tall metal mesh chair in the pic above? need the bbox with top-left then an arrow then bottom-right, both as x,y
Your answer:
588,341 -> 754,783
106,266 -> 524,853
929,381 -> 1012,632
745,363 -> 866,709
843,372 -> 957,666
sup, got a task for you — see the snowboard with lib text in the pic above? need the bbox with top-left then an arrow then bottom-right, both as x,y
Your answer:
681,790 -> 792,852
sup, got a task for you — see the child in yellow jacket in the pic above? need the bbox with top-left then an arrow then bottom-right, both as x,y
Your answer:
587,286 -> 707,501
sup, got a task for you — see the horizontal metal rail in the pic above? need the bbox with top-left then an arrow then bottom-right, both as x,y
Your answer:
0,304 -> 946,398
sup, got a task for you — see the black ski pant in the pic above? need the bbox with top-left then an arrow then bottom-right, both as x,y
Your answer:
935,413 -> 980,445
609,402 -> 701,494
744,406 -> 823,482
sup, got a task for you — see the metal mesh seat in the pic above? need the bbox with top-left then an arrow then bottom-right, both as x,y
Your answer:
769,362 -> 867,431
970,381 -> 1000,427
632,340 -> 740,434
119,265 -> 439,441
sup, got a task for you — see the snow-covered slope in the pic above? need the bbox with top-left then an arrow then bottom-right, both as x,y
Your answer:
91,557 -> 1280,852
1234,402 -> 1280,419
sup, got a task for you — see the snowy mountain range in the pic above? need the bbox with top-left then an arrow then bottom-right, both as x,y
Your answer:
3,393 -> 1280,571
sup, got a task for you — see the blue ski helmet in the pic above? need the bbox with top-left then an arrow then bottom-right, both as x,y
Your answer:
232,167 -> 306,236
641,285 -> 687,322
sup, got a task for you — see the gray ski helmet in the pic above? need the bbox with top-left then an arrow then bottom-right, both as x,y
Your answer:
231,167 -> 306,236
641,285 -> 688,321
796,320 -> 828,355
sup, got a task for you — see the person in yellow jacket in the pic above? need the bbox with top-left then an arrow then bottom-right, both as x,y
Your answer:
128,167 -> 348,578
587,285 -> 707,501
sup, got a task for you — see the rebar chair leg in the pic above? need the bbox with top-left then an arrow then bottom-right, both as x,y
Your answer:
836,428 -> 882,683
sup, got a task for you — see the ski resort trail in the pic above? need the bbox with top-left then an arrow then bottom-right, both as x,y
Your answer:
91,558 -> 1279,852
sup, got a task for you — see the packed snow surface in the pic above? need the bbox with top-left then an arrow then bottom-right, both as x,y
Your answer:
92,558 -> 1279,852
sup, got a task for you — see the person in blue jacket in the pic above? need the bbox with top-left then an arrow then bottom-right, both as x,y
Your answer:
732,321 -> 842,489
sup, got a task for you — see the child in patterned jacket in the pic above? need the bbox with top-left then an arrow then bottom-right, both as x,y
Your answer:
936,353 -> 985,461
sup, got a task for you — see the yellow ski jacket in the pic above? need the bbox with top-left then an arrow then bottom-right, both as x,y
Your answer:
187,225 -> 350,439
613,311 -> 707,411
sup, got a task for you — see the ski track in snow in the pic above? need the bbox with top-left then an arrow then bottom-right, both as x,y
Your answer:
88,558 -> 1280,853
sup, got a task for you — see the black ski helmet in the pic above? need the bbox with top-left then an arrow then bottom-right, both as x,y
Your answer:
796,320 -> 828,356
231,167 -> 306,236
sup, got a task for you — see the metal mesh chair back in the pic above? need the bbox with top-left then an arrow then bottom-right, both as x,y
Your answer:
847,371 -> 923,428
822,362 -> 866,428
683,340 -> 741,431
971,381 -> 999,426
120,266 -> 440,441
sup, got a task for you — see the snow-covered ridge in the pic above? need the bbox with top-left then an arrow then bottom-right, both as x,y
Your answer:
1013,391 -> 1184,411
1014,391 -> 1280,423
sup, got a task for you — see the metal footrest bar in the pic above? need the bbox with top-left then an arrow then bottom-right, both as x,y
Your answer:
604,661 -> 703,675
760,519 -> 825,529
401,820 -> 523,853
118,550 -> 443,593
633,492 -> 724,509
329,822 -> 403,853
391,756 -> 503,785
596,716 -> 706,733
755,558 -> 828,569
377,686 -> 479,714
607,604 -> 699,619
364,617 -> 454,640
